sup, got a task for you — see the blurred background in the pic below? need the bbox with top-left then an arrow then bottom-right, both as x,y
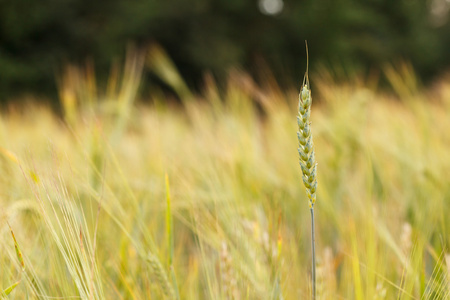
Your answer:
2,1 -> 450,298
1,0 -> 450,103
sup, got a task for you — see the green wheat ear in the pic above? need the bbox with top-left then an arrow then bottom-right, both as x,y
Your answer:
297,55 -> 317,208
298,41 -> 318,299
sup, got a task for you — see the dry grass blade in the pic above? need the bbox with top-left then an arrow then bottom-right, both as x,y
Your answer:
6,222 -> 25,271
165,173 -> 180,300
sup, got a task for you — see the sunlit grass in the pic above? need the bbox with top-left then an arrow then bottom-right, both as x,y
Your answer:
1,50 -> 450,299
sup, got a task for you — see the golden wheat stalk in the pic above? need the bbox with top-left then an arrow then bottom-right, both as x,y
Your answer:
297,42 -> 318,299
147,253 -> 176,299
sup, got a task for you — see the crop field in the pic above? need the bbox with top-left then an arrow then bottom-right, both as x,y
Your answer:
1,52 -> 450,299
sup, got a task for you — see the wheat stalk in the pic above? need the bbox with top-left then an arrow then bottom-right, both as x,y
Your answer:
147,253 -> 176,299
297,42 -> 318,299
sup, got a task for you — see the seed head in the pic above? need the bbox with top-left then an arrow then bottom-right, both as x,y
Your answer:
297,78 -> 317,207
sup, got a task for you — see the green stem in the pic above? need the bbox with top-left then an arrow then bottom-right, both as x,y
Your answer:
310,206 -> 316,300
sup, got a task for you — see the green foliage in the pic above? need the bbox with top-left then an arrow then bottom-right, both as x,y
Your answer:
1,281 -> 20,297
1,0 -> 450,101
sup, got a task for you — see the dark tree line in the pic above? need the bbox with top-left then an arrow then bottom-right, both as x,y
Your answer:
0,0 -> 449,101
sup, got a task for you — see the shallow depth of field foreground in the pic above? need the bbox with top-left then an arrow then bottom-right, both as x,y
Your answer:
1,57 -> 450,299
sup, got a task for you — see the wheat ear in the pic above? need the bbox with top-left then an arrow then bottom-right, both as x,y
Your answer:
147,253 -> 176,299
297,42 -> 318,299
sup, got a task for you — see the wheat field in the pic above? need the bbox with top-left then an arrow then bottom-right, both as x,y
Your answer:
1,50 -> 450,299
